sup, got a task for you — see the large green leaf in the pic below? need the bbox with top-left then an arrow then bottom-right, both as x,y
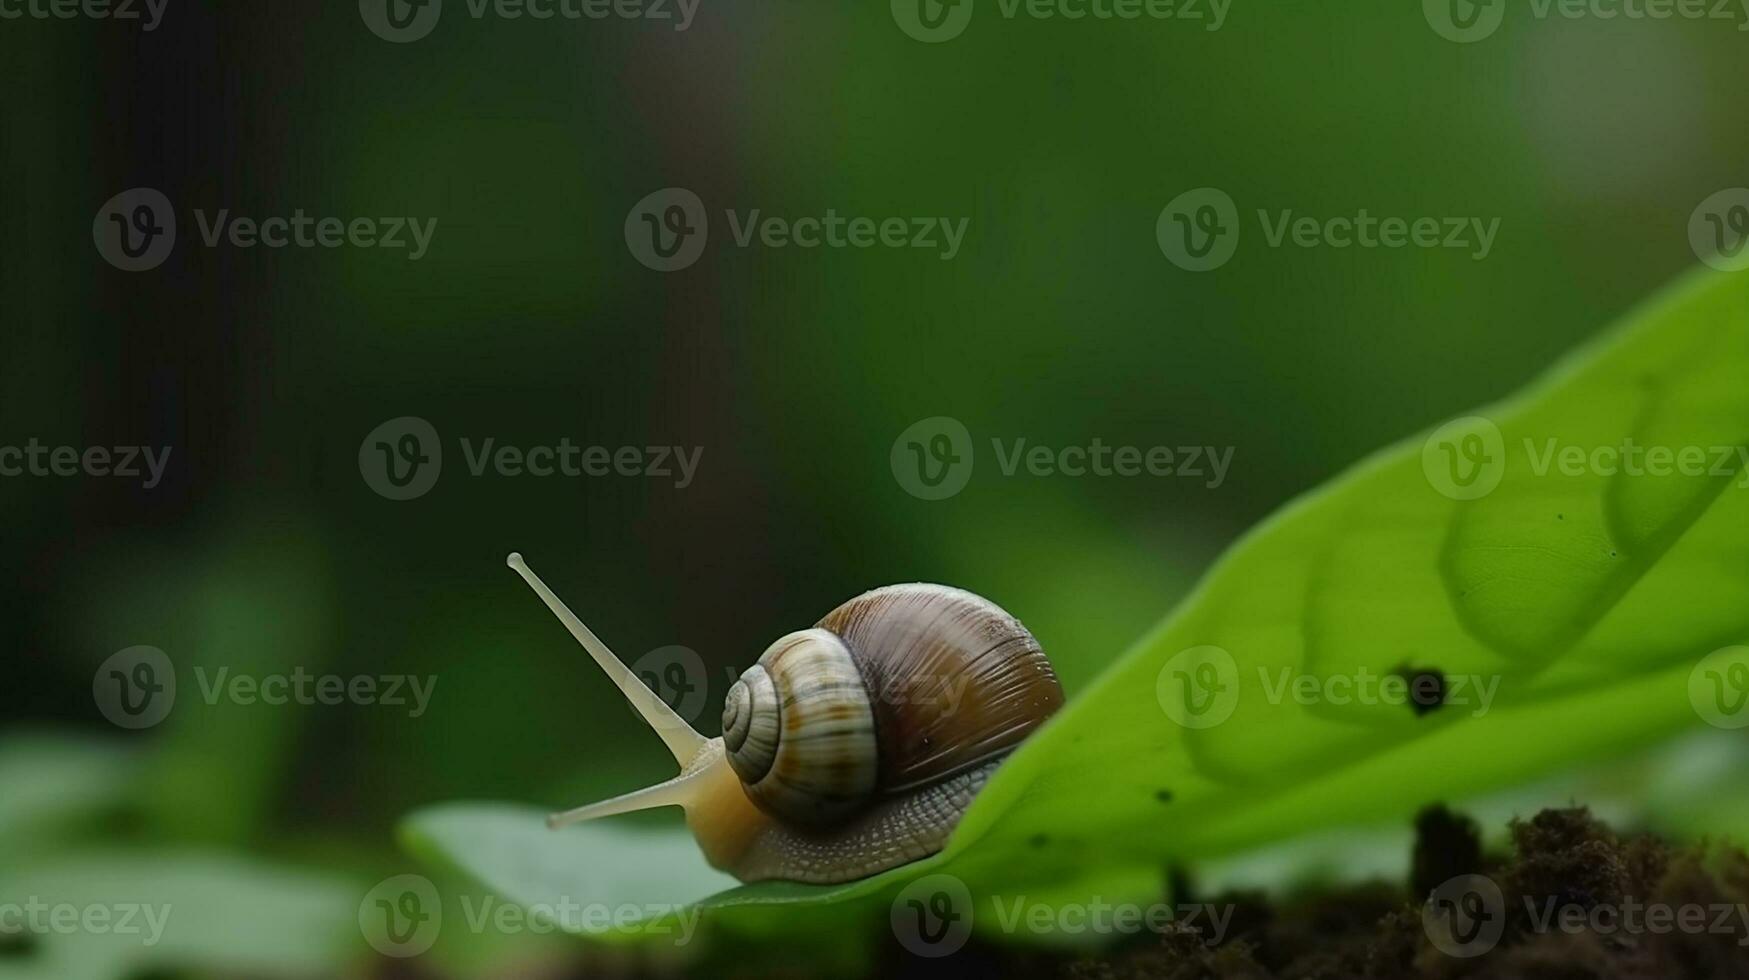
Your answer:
403,268 -> 1749,942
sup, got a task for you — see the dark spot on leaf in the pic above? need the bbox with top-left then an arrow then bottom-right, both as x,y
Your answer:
1556,513 -> 1564,520
1029,833 -> 1050,849
1156,789 -> 1175,803
1394,666 -> 1447,716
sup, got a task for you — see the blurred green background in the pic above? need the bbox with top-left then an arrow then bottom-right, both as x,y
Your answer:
4,1 -> 1749,976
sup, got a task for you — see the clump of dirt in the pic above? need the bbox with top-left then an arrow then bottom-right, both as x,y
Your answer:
1050,806 -> 1749,980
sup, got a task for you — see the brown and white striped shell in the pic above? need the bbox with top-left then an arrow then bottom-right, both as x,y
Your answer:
720,584 -> 1064,830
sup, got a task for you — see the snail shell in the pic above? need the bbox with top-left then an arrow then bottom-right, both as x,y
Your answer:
721,584 -> 1064,832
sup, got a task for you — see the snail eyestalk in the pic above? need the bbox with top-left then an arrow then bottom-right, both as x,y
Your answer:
506,552 -> 708,764
508,553 -> 758,864
545,762 -> 714,829
545,737 -> 763,875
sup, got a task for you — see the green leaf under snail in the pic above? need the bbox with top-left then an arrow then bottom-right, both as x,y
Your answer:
401,267 -> 1749,943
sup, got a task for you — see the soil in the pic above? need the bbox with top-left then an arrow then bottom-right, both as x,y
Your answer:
883,806 -> 1749,980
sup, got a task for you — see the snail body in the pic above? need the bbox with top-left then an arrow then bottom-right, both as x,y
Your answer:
508,556 -> 1063,884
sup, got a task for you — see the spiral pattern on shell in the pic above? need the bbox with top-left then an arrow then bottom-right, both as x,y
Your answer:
722,628 -> 880,828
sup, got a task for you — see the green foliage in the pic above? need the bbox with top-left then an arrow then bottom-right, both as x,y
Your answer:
404,269 -> 1749,943
0,854 -> 360,980
0,734 -> 135,864
0,737 -> 361,980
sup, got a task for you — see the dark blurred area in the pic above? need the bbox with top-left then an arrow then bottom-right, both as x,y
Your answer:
4,1 -> 1747,976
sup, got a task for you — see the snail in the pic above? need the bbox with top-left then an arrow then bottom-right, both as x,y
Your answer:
507,553 -> 1064,884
